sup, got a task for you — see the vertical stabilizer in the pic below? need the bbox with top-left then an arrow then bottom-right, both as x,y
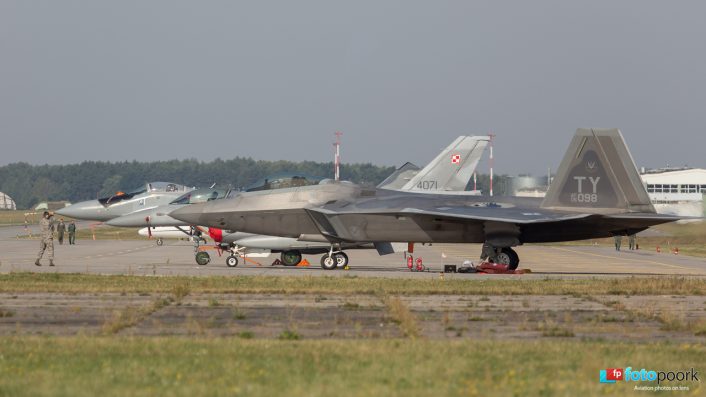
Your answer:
376,162 -> 421,189
541,128 -> 654,214
401,136 -> 489,192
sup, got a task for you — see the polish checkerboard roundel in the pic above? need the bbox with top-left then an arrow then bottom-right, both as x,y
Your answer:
451,154 -> 461,164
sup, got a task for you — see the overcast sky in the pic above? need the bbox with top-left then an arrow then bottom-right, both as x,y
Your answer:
1,1 -> 705,175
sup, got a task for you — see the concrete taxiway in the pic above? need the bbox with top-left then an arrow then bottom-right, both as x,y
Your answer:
1,225 -> 705,278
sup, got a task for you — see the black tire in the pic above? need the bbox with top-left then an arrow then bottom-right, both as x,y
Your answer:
320,254 -> 337,270
501,247 -> 520,270
226,255 -> 239,268
156,238 -> 163,246
195,251 -> 211,266
334,252 -> 349,268
281,250 -> 302,266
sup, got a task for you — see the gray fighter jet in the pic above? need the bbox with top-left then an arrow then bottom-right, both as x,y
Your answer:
171,129 -> 683,270
56,182 -> 193,221
106,136 -> 489,268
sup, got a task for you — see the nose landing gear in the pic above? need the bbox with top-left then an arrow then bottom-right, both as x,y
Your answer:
320,251 -> 348,270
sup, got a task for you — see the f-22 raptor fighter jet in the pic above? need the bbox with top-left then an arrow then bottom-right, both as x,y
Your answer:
171,129 -> 683,270
108,135 -> 489,268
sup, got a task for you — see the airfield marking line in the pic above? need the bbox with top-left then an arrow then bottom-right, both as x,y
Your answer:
548,246 -> 693,270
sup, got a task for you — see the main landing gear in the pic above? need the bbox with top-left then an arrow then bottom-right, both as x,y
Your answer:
480,244 -> 520,270
280,250 -> 303,266
194,243 -> 244,268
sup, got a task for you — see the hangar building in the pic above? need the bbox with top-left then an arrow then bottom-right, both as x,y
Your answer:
0,192 -> 16,210
641,168 -> 706,217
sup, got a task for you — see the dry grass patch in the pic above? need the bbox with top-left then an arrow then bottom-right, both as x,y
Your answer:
384,297 -> 419,338
2,274 -> 706,296
101,296 -> 173,335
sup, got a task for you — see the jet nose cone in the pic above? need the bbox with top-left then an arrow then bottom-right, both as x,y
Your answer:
170,204 -> 204,225
55,200 -> 107,221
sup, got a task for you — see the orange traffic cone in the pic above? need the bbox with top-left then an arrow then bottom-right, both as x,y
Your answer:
656,246 -> 661,253
297,259 -> 310,267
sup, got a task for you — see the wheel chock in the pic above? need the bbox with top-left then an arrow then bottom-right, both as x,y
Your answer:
297,259 -> 310,267
243,257 -> 262,267
271,259 -> 283,266
475,262 -> 530,275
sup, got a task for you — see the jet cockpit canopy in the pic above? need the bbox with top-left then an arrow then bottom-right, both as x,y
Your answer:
147,182 -> 190,193
99,182 -> 190,206
243,174 -> 324,193
170,187 -> 231,205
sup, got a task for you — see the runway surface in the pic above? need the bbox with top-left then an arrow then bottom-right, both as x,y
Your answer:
2,224 -> 705,278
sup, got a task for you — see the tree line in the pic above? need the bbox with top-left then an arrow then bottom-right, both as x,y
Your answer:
0,158 -> 511,209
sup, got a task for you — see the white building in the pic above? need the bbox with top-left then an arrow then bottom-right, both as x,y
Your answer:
0,192 -> 17,210
640,168 -> 706,217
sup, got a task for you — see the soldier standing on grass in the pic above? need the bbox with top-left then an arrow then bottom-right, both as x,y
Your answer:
35,211 -> 55,266
57,218 -> 66,245
68,221 -> 76,245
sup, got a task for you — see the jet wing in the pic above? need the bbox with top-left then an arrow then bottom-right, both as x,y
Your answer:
304,205 -> 595,243
603,213 -> 688,221
396,206 -> 592,224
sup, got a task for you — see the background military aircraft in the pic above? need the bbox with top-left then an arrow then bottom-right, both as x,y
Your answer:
56,182 -> 193,221
109,136 -> 490,268
171,129 -> 683,270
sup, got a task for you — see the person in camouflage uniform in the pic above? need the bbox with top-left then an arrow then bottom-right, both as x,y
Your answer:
68,221 -> 77,245
57,218 -> 66,245
35,211 -> 55,266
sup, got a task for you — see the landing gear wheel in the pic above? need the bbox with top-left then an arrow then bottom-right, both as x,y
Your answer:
320,254 -> 337,270
156,238 -> 163,246
335,252 -> 349,268
195,251 -> 211,266
226,255 -> 239,268
281,250 -> 302,267
496,247 -> 520,270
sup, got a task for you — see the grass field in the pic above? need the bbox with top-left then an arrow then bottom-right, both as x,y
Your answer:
72,226 -> 142,240
0,337 -> 702,397
2,275 -> 704,396
0,273 -> 704,295
16,225 -> 146,241
0,210 -> 39,226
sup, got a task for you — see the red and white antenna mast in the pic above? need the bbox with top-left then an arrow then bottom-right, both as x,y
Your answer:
489,133 -> 495,197
333,131 -> 343,181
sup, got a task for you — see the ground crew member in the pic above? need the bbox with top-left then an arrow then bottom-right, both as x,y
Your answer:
614,235 -> 622,251
57,218 -> 66,245
628,234 -> 636,250
35,211 -> 55,266
68,221 -> 77,245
